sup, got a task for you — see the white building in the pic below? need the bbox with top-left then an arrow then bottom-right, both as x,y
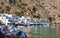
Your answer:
0,13 -> 19,25
0,16 -> 8,25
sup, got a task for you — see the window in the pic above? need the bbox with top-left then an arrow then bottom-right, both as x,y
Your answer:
9,0 -> 15,5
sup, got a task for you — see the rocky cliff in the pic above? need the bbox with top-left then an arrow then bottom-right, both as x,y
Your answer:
0,0 -> 60,23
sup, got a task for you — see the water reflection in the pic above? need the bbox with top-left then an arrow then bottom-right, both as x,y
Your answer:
27,24 -> 60,38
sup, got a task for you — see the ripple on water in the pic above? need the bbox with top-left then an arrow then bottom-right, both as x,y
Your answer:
27,24 -> 60,38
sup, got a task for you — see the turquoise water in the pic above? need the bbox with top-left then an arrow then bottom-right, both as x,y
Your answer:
27,24 -> 60,38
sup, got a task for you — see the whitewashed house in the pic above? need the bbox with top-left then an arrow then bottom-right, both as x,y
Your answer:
0,13 -> 19,25
39,18 -> 50,27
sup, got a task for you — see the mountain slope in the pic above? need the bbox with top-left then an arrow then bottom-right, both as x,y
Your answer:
0,0 -> 60,23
